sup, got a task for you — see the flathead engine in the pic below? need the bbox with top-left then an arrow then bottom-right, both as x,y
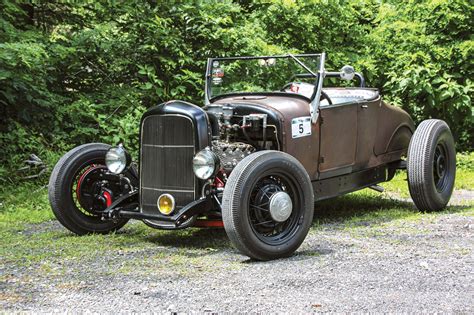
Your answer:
205,103 -> 278,174
212,141 -> 255,172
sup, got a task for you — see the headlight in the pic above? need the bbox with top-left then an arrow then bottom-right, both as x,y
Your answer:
192,148 -> 220,180
105,144 -> 131,174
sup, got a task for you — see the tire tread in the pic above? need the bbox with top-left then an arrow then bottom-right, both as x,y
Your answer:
222,151 -> 314,260
407,119 -> 455,211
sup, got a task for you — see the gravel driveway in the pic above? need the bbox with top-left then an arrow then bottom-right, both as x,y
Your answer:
2,193 -> 473,313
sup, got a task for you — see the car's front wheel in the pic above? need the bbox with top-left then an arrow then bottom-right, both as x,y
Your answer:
407,119 -> 456,211
48,143 -> 131,235
222,151 -> 314,260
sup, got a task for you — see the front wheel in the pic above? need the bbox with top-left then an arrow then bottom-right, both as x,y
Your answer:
48,143 -> 131,235
222,151 -> 314,260
407,119 -> 456,211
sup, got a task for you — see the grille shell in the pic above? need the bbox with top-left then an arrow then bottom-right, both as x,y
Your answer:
140,114 -> 196,214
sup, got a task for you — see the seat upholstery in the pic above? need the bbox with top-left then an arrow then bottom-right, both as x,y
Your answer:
283,82 -> 380,106
321,88 -> 379,106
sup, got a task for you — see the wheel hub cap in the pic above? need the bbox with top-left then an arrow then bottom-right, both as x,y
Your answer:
269,191 -> 293,222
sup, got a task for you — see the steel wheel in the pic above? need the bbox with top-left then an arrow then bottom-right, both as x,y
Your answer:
248,173 -> 302,246
222,150 -> 314,261
49,143 -> 130,235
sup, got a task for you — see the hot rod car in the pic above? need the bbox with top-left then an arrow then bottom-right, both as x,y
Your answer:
49,53 -> 456,260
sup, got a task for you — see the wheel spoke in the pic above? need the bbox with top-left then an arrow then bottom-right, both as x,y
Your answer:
250,204 -> 269,212
247,173 -> 301,245
254,220 -> 274,226
262,190 -> 272,199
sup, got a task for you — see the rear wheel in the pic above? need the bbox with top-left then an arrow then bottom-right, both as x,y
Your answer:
48,143 -> 130,235
407,119 -> 456,211
222,151 -> 314,260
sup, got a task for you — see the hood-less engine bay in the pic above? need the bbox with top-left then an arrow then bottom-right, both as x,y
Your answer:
205,103 -> 281,174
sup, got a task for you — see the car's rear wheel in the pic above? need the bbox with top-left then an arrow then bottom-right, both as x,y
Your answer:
222,151 -> 314,260
407,119 -> 456,211
48,143 -> 130,235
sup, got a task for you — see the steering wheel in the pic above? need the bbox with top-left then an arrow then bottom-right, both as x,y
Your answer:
281,82 -> 332,105
319,90 -> 332,105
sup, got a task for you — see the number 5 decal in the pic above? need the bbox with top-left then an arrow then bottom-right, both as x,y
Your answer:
291,117 -> 312,138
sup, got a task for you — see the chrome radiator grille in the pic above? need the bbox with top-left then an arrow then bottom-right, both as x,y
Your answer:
140,115 -> 195,214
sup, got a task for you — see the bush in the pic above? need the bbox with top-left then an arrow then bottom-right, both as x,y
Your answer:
366,0 -> 473,148
457,152 -> 474,171
1,0 -> 472,179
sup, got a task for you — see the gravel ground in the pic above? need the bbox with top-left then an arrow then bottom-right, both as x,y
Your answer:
2,194 -> 473,313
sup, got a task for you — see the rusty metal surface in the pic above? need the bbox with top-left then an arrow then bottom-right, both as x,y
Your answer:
355,97 -> 381,170
319,103 -> 358,173
373,101 -> 415,156
214,93 -> 414,181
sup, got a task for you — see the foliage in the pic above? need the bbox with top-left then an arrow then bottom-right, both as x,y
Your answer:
457,152 -> 474,171
1,0 -> 473,178
369,0 -> 474,146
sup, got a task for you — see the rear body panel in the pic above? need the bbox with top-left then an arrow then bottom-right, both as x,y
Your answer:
374,101 -> 415,156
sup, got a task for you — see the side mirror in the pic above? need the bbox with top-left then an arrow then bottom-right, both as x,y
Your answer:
340,65 -> 355,81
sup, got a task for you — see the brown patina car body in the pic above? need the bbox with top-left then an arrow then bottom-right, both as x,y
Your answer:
214,91 -> 414,196
49,53 -> 456,260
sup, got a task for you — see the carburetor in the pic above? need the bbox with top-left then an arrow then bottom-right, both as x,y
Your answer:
207,104 -> 239,141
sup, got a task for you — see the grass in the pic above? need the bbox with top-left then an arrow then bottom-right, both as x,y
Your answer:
0,160 -> 473,277
376,166 -> 474,199
0,183 -> 236,277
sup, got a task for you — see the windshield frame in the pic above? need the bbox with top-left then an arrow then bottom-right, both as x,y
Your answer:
204,53 -> 324,107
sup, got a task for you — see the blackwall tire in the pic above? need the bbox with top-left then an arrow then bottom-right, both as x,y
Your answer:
222,150 -> 314,261
407,119 -> 456,212
48,143 -> 129,235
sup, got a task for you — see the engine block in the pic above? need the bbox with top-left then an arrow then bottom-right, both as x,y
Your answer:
212,141 -> 255,172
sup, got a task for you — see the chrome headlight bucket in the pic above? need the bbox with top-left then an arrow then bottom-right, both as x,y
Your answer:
192,148 -> 220,180
105,144 -> 131,174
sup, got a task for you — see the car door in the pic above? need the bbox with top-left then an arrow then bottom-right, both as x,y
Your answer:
355,98 -> 380,169
318,102 -> 358,179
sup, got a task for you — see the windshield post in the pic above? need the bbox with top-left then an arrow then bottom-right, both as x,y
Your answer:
288,54 -> 318,77
204,58 -> 212,105
310,52 -> 325,123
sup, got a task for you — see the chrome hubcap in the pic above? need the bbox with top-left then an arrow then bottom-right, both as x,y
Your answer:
269,191 -> 293,222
